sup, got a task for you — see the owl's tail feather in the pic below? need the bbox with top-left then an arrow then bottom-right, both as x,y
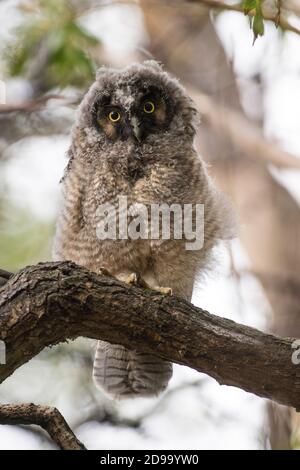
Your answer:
93,340 -> 173,399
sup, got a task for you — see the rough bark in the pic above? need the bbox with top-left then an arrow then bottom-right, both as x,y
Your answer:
0,261 -> 299,410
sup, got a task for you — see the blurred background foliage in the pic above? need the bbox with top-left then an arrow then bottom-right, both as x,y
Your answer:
5,0 -> 100,91
0,0 -> 300,450
0,202 -> 53,271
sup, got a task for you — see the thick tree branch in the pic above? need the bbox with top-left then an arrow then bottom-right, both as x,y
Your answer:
0,403 -> 86,450
0,261 -> 299,410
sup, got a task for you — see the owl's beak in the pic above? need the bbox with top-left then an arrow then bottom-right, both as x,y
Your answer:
131,116 -> 141,143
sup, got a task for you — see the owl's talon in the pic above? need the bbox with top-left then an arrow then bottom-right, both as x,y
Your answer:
153,286 -> 172,295
116,272 -> 172,294
139,278 -> 173,295
127,273 -> 138,285
99,267 -> 112,277
117,272 -> 139,285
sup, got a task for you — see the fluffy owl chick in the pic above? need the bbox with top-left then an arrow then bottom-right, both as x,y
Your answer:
53,61 -> 234,399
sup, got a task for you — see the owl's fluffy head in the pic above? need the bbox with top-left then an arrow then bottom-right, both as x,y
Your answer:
75,61 -> 199,149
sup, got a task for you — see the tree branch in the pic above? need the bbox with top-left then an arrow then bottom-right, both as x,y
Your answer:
0,403 -> 86,450
0,95 -> 79,115
185,0 -> 300,36
0,95 -> 77,150
0,261 -> 299,411
95,0 -> 300,36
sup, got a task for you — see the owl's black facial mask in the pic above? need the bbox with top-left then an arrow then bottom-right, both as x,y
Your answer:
92,86 -> 174,143
133,87 -> 173,142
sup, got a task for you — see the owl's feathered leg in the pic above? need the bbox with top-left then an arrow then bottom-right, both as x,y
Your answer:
93,342 -> 172,399
92,270 -> 173,399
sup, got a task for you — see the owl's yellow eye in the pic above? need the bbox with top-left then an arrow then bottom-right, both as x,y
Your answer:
143,101 -> 155,113
108,111 -> 121,122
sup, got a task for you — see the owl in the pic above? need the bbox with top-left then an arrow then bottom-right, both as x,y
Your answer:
53,61 -> 234,399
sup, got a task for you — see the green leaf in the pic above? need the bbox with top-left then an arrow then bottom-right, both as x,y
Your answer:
3,0 -> 101,91
243,0 -> 265,44
252,2 -> 265,44
253,11 -> 264,42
